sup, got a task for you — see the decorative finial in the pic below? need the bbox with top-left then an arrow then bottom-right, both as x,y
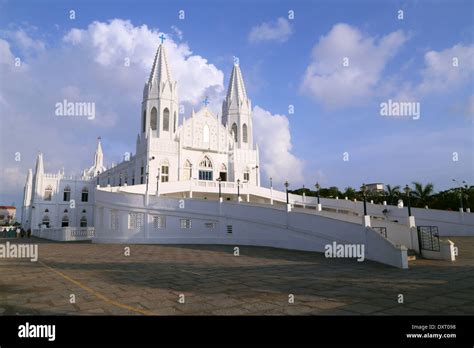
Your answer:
159,34 -> 166,44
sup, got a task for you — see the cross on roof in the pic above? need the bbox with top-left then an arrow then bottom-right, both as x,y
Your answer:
159,34 -> 166,44
203,96 -> 210,107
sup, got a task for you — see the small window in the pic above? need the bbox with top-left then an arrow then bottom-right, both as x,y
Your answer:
63,186 -> 71,202
128,212 -> 144,230
61,215 -> 69,227
153,215 -> 166,229
110,210 -> 118,231
244,172 -> 250,182
81,188 -> 89,202
180,219 -> 191,229
44,186 -> 53,201
204,222 -> 216,229
42,215 -> 50,228
80,216 -> 87,227
243,123 -> 248,143
82,209 -> 87,213
226,225 -> 233,234
161,165 -> 169,183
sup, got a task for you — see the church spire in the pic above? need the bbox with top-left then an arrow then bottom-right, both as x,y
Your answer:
148,42 -> 172,86
226,63 -> 248,105
34,151 -> 44,176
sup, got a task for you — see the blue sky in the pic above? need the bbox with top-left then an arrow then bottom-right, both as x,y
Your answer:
0,0 -> 473,209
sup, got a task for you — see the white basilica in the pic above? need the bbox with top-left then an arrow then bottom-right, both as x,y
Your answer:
22,43 -> 261,231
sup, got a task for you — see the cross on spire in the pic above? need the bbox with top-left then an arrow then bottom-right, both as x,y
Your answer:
203,96 -> 210,107
159,34 -> 166,44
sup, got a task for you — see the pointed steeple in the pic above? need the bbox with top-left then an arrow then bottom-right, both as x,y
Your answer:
148,44 -> 172,86
35,151 -> 44,176
225,63 -> 248,105
93,136 -> 104,171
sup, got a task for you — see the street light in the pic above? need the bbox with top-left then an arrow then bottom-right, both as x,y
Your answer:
96,171 -> 100,185
119,172 -> 122,186
270,177 -> 273,188
361,183 -> 368,216
404,184 -> 412,217
107,172 -> 110,185
452,179 -> 467,212
237,179 -> 240,201
315,182 -> 321,204
156,167 -> 161,195
252,165 -> 259,186
217,177 -> 222,200
285,180 -> 289,205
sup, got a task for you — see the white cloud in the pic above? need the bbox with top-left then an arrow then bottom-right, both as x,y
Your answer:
249,17 -> 293,43
252,106 -> 304,184
0,19 -> 227,205
418,44 -> 474,94
301,23 -> 407,109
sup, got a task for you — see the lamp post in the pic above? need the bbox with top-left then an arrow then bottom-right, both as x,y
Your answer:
145,156 -> 155,205
404,185 -> 412,217
270,177 -> 273,188
107,172 -> 110,185
96,171 -> 100,185
119,173 -> 122,186
217,177 -> 222,201
285,180 -> 289,205
237,179 -> 240,202
315,182 -> 320,204
361,183 -> 368,216
252,165 -> 259,186
452,179 -> 466,212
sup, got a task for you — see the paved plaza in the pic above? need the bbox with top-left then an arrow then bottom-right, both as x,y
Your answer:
0,237 -> 473,315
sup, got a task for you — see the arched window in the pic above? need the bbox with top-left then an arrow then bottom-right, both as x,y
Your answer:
63,186 -> 71,202
231,123 -> 238,142
44,185 -> 53,201
150,107 -> 157,131
42,215 -> 50,228
44,209 -> 49,213
142,110 -> 146,133
81,187 -> 89,202
243,167 -> 250,182
64,209 -> 68,213
61,215 -> 69,227
80,216 -> 87,227
242,123 -> 248,143
183,160 -> 192,181
198,156 -> 213,181
161,160 -> 169,183
203,124 -> 210,144
163,108 -> 170,131
174,111 -> 177,133
219,163 -> 227,181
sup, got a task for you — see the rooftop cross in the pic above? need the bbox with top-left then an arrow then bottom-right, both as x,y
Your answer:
203,96 -> 210,107
159,34 -> 166,44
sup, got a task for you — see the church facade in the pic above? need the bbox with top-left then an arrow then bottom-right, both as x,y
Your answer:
22,43 -> 260,230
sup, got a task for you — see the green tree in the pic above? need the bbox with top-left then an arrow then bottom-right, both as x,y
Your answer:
385,185 -> 401,205
411,182 -> 434,207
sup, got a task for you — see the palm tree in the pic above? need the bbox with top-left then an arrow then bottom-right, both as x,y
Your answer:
385,185 -> 400,205
411,182 -> 434,207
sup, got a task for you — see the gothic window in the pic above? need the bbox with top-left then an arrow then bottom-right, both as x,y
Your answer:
63,186 -> 71,202
150,107 -> 157,131
44,185 -> 53,201
183,160 -> 192,181
203,124 -> 210,144
199,156 -> 213,181
61,215 -> 69,227
110,210 -> 118,230
163,108 -> 170,131
174,111 -> 177,133
42,215 -> 50,228
161,164 -> 169,183
80,216 -> 87,227
219,164 -> 227,181
81,187 -> 88,202
243,168 -> 250,182
231,123 -> 238,142
142,110 -> 146,133
243,123 -> 248,143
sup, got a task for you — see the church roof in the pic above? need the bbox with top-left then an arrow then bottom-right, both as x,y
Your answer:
148,44 -> 172,86
225,63 -> 248,104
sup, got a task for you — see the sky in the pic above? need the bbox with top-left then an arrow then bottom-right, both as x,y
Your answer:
0,0 -> 473,210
